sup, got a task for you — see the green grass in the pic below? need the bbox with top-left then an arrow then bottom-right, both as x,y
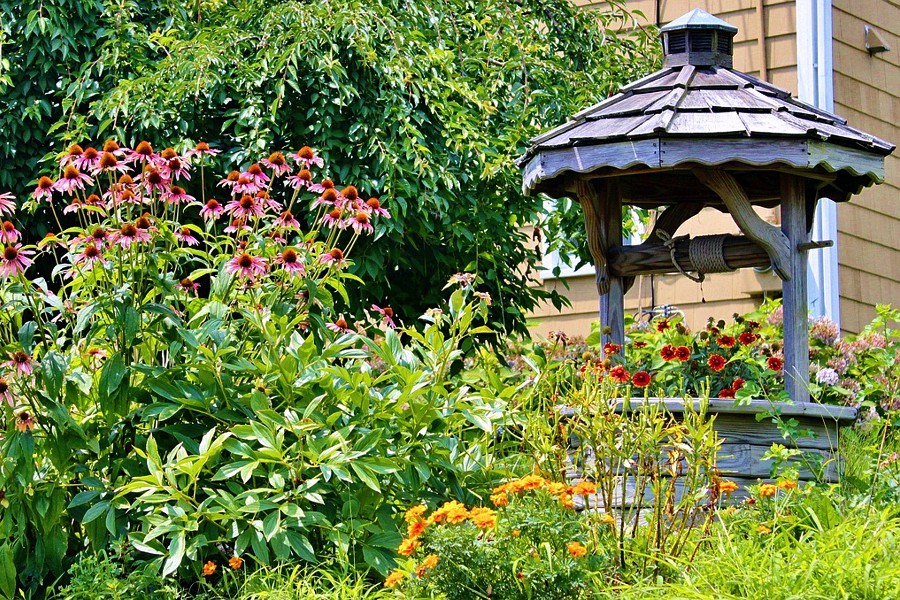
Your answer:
199,565 -> 394,600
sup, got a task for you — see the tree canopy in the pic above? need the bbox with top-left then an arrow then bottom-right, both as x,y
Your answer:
1,0 -> 659,335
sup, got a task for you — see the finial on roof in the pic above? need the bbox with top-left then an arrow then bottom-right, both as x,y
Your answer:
660,9 -> 738,68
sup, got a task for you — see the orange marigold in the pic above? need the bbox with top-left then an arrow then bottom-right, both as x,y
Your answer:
469,507 -> 498,529
598,513 -> 616,526
777,480 -> 798,490
567,541 -> 588,558
404,504 -> 427,522
202,561 -> 217,576
756,525 -> 772,534
384,570 -> 405,588
431,500 -> 468,524
759,484 -> 778,498
547,482 -> 568,496
571,481 -> 597,496
718,480 -> 739,495
519,474 -> 546,491
407,519 -> 427,539
398,537 -> 421,556
511,529 -> 521,537
559,492 -> 575,509
490,491 -> 509,507
228,556 -> 243,569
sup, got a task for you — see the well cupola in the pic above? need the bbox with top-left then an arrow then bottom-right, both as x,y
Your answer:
660,8 -> 737,68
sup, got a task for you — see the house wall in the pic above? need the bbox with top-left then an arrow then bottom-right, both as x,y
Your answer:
830,0 -> 899,333
530,0 -> 797,340
528,0 -> 897,340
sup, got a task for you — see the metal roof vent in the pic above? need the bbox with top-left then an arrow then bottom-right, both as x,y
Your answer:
660,8 -> 738,68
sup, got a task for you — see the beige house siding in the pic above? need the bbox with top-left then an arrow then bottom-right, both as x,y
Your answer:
831,0 -> 900,333
529,0 -> 897,340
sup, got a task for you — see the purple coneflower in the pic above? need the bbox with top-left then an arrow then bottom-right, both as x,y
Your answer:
0,221 -> 19,244
161,157 -> 191,181
327,317 -> 352,334
233,176 -> 261,195
93,151 -> 131,175
163,186 -> 195,205
15,410 -> 36,432
322,209 -> 345,229
185,142 -> 221,159
73,147 -> 101,172
218,170 -> 241,189
176,277 -> 200,295
200,199 -> 224,221
312,188 -> 340,209
224,218 -> 251,235
6,350 -> 34,376
0,377 -> 12,406
243,164 -> 270,187
286,169 -> 314,190
365,197 -> 391,218
126,141 -> 158,165
113,223 -> 152,248
102,139 -> 125,157
275,210 -> 300,229
175,227 -> 200,246
226,195 -> 266,220
275,248 -> 305,275
225,252 -> 267,279
0,244 -> 33,277
58,144 -> 84,167
319,248 -> 347,267
74,244 -> 107,269
32,177 -> 54,202
261,152 -> 291,176
63,198 -> 82,214
138,167 -> 169,194
290,146 -> 324,168
53,166 -> 93,195
347,211 -> 373,235
371,304 -> 396,328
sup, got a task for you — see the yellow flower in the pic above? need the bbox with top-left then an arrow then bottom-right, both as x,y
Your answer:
756,525 -> 772,534
228,556 -> 243,569
571,481 -> 597,496
567,541 -> 588,558
598,513 -> 616,526
384,570 -> 405,588
718,480 -> 739,495
490,491 -> 509,507
759,484 -> 778,498
202,561 -> 217,576
404,504 -> 427,522
777,480 -> 797,490
547,482 -> 568,496
468,507 -> 497,529
398,537 -> 421,556
559,492 -> 575,509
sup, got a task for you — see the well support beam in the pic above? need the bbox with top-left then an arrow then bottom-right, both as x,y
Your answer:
609,234 -> 770,277
781,173 -> 812,403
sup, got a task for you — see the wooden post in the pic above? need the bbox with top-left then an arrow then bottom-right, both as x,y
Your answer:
597,181 -> 625,354
781,174 -> 811,403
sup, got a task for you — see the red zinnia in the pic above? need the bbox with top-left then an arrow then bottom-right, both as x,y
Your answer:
738,331 -> 757,345
660,345 -> 677,361
767,356 -> 784,372
675,346 -> 691,361
609,365 -> 630,383
631,371 -> 651,388
717,335 -> 736,348
707,353 -> 726,371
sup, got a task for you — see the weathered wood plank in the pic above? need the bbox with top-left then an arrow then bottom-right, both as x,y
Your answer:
710,414 -> 839,451
575,179 -> 610,296
598,181 -> 625,352
781,173 -> 812,403
693,166 -> 792,279
609,234 -> 771,278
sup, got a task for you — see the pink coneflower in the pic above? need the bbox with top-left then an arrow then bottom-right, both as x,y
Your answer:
62,198 -> 83,215
365,197 -> 391,218
218,170 -> 241,189
53,166 -> 93,195
39,232 -> 65,249
275,248 -> 305,275
0,377 -> 12,406
319,247 -> 347,267
138,167 -> 169,194
93,151 -> 131,175
269,230 -> 286,245
6,350 -> 34,376
327,317 -> 352,334
15,410 -> 36,432
113,223 -> 152,248
102,139 -> 125,156
0,244 -> 33,277
347,211 -> 373,235
322,208 -> 345,229
224,218 -> 251,234
185,141 -> 221,159
371,304 -> 396,328
175,227 -> 200,246
59,144 -> 84,167
163,186 -> 195,205
73,147 -> 101,172
261,152 -> 291,176
243,164 -> 270,187
225,252 -> 267,279
84,227 -> 108,248
200,199 -> 224,221
313,188 -> 340,209
233,175 -> 261,195
0,221 -> 19,244
126,141 -> 157,164
176,277 -> 200,295
290,146 -> 324,168
225,195 -> 265,219
32,177 -> 54,202
161,156 -> 191,181
286,169 -> 314,190
257,191 -> 282,213
274,210 -> 300,229
74,244 -> 107,269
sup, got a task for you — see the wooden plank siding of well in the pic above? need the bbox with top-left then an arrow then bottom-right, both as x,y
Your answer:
529,0 -> 795,339
832,0 -> 900,334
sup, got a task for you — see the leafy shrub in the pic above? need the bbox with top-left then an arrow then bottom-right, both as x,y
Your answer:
50,551 -> 183,600
0,140 -> 514,594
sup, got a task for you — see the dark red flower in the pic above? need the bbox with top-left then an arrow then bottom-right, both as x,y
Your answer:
660,345 -> 677,361
707,353 -> 726,372
717,335 -> 736,348
718,387 -> 736,399
609,365 -> 630,383
767,356 -> 784,372
675,346 -> 691,361
603,342 -> 621,355
656,319 -> 670,332
739,331 -> 757,345
732,378 -> 746,391
633,341 -> 647,349
631,371 -> 651,388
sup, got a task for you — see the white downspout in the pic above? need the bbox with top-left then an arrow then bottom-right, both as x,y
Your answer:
796,0 -> 841,326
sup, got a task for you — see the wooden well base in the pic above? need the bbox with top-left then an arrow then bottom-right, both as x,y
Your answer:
564,398 -> 858,509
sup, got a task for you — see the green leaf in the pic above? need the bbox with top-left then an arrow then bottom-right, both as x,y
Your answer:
99,352 -> 126,399
82,501 -> 110,524
0,544 -> 16,600
41,351 -> 67,400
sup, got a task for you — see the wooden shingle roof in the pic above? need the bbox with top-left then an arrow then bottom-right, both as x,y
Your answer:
519,12 -> 894,203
